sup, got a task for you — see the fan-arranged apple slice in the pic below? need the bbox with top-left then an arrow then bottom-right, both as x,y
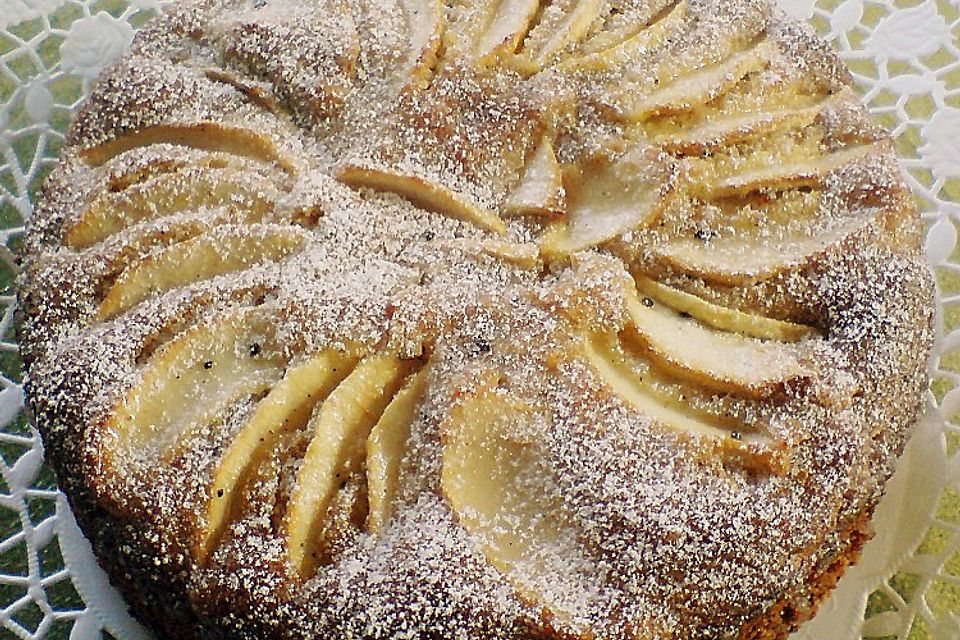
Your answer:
654,213 -> 877,285
400,0 -> 445,88
285,354 -> 420,578
66,170 -> 278,249
581,337 -> 786,473
619,38 -> 776,122
542,145 -> 679,255
557,0 -> 686,72
97,225 -> 309,320
366,368 -> 429,533
634,276 -> 817,341
445,0 -> 540,65
688,139 -> 882,199
441,371 -> 583,625
622,284 -> 811,398
505,137 -> 566,217
80,122 -> 299,174
336,164 -> 508,234
649,94 -> 828,155
104,310 -> 286,462
92,208 -> 271,285
515,0 -> 604,72
199,349 -> 358,560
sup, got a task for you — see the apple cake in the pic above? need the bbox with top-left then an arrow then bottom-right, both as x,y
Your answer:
18,0 -> 935,638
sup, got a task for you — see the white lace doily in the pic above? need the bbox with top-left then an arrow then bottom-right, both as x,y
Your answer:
1,1 -> 958,638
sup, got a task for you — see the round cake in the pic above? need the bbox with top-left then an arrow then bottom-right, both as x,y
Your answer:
18,0 -> 936,638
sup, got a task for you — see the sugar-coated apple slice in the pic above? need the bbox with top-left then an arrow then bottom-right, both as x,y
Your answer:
366,368 -> 429,533
557,0 -> 686,72
400,0 -> 445,89
80,122 -> 299,173
634,276 -> 817,341
652,101 -> 825,155
285,354 -> 419,577
474,0 -> 541,63
516,0 -> 604,71
66,170 -> 278,249
542,145 -> 678,255
581,337 -> 785,473
622,285 -> 811,398
446,0 -> 540,64
621,39 -> 776,121
655,214 -> 875,285
441,372 -> 583,626
336,164 -> 508,234
199,349 -> 358,561
690,142 -> 880,199
97,225 -> 308,320
104,310 -> 286,459
505,137 -> 566,217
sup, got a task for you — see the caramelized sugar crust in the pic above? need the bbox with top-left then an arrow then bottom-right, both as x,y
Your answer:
19,0 -> 934,638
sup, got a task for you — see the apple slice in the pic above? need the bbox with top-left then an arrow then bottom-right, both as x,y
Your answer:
104,310 -> 286,459
366,368 -> 429,533
446,0 -> 540,64
652,101 -> 825,155
690,142 -> 880,199
633,276 -> 817,341
199,349 -> 358,561
581,337 -> 785,473
505,137 -> 566,217
621,39 -> 776,121
441,372 -> 583,625
400,0 -> 445,89
66,170 -> 278,249
97,225 -> 308,320
336,164 -> 508,234
94,208 -> 260,275
286,354 -> 418,577
516,0 -> 604,71
622,286 -> 810,398
542,146 -> 678,255
557,0 -> 686,72
101,150 -> 258,194
80,122 -> 298,174
655,214 -> 873,285
474,0 -> 541,63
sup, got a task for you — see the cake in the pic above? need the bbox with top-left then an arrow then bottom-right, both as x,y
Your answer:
17,0 -> 936,638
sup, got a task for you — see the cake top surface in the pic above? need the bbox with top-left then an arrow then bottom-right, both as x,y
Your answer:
18,0 -> 935,638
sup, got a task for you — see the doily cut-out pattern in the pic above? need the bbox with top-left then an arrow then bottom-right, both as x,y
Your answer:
0,1 -> 958,638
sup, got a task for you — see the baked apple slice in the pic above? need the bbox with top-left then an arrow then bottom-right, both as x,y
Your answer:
625,39 -> 777,121
97,225 -> 308,320
336,165 -> 508,234
66,170 -> 278,249
504,137 -> 566,217
399,0 -> 445,89
622,285 -> 811,398
654,213 -> 877,285
557,0 -> 686,72
80,122 -> 299,173
104,310 -> 286,461
199,349 -> 358,560
542,145 -> 678,254
285,354 -> 419,577
366,368 -> 430,532
445,0 -> 540,64
441,372 -> 584,627
581,336 -> 785,473
634,276 -> 816,341
516,0 -> 604,71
